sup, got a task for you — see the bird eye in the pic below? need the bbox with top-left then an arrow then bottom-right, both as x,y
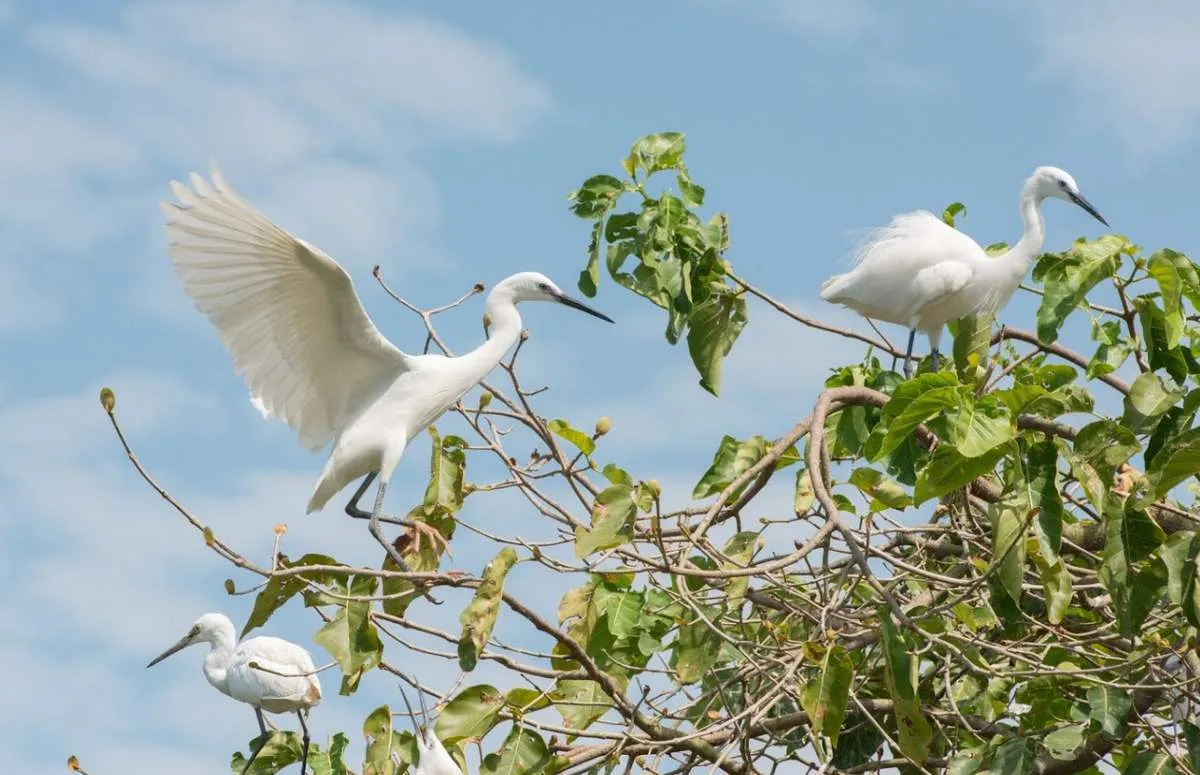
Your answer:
537,282 -> 550,291
1058,179 -> 1068,189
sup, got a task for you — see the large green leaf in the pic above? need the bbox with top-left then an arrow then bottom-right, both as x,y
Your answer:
423,429 -> 467,515
241,554 -> 344,637
865,373 -> 961,462
1027,440 -> 1064,560
693,435 -> 770,499
1087,685 -> 1132,738
547,419 -> 596,459
947,393 -> 1013,457
1159,531 -> 1200,627
878,613 -> 931,762
479,725 -> 561,775
436,685 -> 505,744
913,444 -> 1006,506
1123,372 -> 1186,432
800,644 -> 852,746
1137,297 -> 1189,382
230,731 -> 304,774
568,174 -> 625,218
1123,752 -> 1181,775
307,732 -> 351,775
1036,235 -> 1127,343
1148,249 -> 1186,347
1147,427 -> 1200,497
549,679 -> 613,732
458,548 -> 519,671
313,574 -> 383,695
686,292 -> 748,396
362,705 -> 412,775
670,613 -> 721,683
574,485 -> 637,557
848,467 -> 911,510
990,488 -> 1028,605
625,131 -> 687,175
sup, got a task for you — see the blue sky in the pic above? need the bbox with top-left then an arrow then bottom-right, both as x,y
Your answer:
2,1 -> 1198,772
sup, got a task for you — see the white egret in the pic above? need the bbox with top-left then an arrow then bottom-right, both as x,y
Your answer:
819,166 -> 1108,378
399,677 -> 462,775
146,613 -> 321,775
162,168 -> 614,578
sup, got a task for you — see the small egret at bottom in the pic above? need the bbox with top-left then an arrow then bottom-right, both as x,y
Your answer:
147,613 -> 322,775
399,677 -> 463,775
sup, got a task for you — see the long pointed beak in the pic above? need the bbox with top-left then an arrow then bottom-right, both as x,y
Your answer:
1068,191 -> 1108,227
397,678 -> 427,741
146,634 -> 192,668
553,291 -> 614,323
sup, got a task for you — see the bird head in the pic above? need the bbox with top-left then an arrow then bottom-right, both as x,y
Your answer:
146,613 -> 231,668
497,271 -> 615,323
1030,166 -> 1108,227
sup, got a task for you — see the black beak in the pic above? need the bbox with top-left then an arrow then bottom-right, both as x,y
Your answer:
553,291 -> 614,323
398,676 -> 429,742
146,634 -> 192,668
1068,191 -> 1108,228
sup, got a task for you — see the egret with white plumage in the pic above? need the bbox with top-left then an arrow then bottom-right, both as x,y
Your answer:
146,613 -> 321,775
162,168 -> 614,576
820,166 -> 1108,378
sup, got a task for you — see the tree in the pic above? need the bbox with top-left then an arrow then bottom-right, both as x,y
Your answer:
92,132 -> 1200,774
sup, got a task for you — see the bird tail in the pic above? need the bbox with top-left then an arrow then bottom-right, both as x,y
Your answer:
819,272 -> 852,302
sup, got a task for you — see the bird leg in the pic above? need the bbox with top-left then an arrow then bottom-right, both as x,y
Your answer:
410,519 -> 453,559
238,708 -> 270,775
297,710 -> 311,775
902,330 -> 917,379
344,472 -> 407,527
366,478 -> 442,606
930,348 -> 941,372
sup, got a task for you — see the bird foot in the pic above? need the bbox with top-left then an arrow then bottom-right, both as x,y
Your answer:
407,519 -> 452,559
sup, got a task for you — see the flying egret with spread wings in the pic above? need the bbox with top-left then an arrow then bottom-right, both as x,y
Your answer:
147,612 -> 321,775
162,168 -> 613,577
820,165 -> 1107,377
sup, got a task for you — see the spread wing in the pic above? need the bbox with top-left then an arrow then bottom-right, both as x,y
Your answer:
162,167 -> 414,451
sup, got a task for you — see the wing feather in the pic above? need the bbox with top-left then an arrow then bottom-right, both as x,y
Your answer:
163,167 -> 412,451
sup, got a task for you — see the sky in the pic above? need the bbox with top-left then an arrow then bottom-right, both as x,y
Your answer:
2,1 -> 1199,772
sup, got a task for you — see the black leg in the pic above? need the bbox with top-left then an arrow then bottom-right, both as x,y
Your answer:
239,708 -> 270,775
903,330 -> 917,379
346,472 -> 430,529
930,348 -> 941,371
297,710 -> 311,775
366,479 -> 441,606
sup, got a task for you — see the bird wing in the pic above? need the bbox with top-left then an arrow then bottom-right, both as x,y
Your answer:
821,211 -> 985,323
227,636 -> 322,706
163,168 -> 414,451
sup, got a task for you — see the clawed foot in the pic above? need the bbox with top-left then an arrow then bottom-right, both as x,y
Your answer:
407,519 -> 453,559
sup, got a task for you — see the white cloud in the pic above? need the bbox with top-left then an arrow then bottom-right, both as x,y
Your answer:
694,0 -> 876,38
0,0 -> 550,331
1027,0 -> 1200,156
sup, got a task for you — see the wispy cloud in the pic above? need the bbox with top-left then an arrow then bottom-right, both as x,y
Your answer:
0,0 -> 551,333
1027,0 -> 1200,156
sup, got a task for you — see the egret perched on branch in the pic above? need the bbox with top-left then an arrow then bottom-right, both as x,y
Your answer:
399,677 -> 462,775
819,166 -> 1108,378
162,168 -> 614,574
146,613 -> 321,775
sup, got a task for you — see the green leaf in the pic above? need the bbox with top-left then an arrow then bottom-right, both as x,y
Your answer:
800,644 -> 852,746
1088,319 -> 1136,379
1123,752 -> 1181,775
626,132 -> 687,175
848,467 -> 912,510
1137,297 -> 1189,382
1036,553 -> 1073,625
721,531 -> 759,601
865,374 -> 961,462
307,732 -> 352,775
794,467 -> 815,513
831,718 -> 884,769
423,429 -> 467,515
1027,440 -> 1064,560
942,201 -> 967,227
458,548 -> 519,671
230,731 -> 303,774
686,292 -> 748,396
1160,531 -> 1200,627
693,435 -> 770,499
574,485 -> 637,558
947,394 -> 1013,457
991,738 -> 1033,774
436,685 -> 505,744
1036,235 -> 1126,344
568,174 -> 625,218
1123,372 -> 1186,432
547,419 -> 596,459
671,612 -> 721,684
1074,420 -> 1140,471
1099,500 -> 1168,637
1042,723 -> 1086,760
677,170 -> 705,208
362,705 -> 408,775
1148,249 -> 1186,347
1147,427 -> 1200,497
313,574 -> 383,695
1087,685 -> 1132,738
990,489 -> 1028,605
913,444 -> 1005,506
878,612 -> 931,762
479,725 -> 559,775
578,221 -> 602,297
241,554 -> 344,637
550,679 -> 613,732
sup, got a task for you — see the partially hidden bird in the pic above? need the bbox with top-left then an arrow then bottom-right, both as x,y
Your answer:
819,166 -> 1108,378
161,168 -> 614,577
146,612 -> 321,775
399,676 -> 463,775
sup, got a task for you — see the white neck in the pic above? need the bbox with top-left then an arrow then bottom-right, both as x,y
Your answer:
989,184 -> 1047,303
455,290 -> 524,386
201,625 -> 238,695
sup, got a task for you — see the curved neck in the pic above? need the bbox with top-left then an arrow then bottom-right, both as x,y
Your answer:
991,189 -> 1047,295
201,625 -> 237,694
457,292 -> 524,384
